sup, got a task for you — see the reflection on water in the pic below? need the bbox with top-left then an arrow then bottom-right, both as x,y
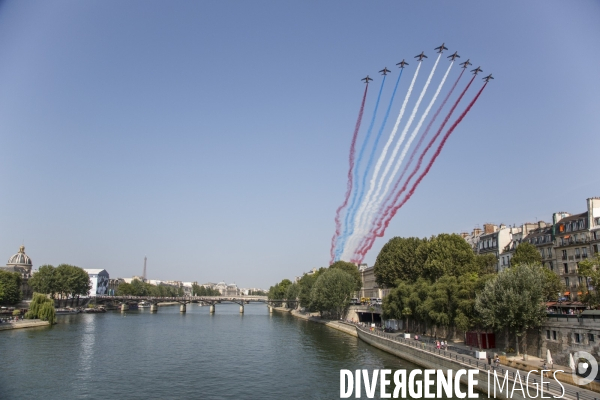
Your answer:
0,304 -> 464,399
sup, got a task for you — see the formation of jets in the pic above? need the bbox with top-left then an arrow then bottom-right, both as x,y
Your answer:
360,44 -> 492,83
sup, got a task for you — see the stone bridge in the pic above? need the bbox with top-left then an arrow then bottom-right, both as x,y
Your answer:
93,295 -> 296,313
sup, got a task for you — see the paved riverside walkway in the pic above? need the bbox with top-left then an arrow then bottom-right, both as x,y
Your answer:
353,323 -> 600,400
0,319 -> 50,331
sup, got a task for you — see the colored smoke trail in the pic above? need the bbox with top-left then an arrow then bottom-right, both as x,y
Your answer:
358,57 -> 454,251
343,54 -> 442,260
354,74 -> 476,259
335,76 -> 387,261
336,64 -> 421,261
354,82 -> 487,262
353,69 -> 466,259
329,83 -> 369,263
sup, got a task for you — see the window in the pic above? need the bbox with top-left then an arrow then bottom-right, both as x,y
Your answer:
549,261 -> 554,271
547,248 -> 552,258
575,333 -> 581,343
546,330 -> 551,339
565,277 -> 570,287
583,248 -> 588,258
575,248 -> 581,259
562,250 -> 568,260
546,235 -> 551,242
579,276 -> 584,286
552,331 -> 557,340
589,334 -> 595,342
540,250 -> 544,258
566,223 -> 571,232
564,264 -> 569,274
579,220 -> 585,230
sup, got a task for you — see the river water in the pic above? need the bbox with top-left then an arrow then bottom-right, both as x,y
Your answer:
0,303 -> 463,399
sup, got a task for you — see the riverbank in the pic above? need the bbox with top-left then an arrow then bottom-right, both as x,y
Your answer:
273,307 -> 597,400
0,320 -> 50,331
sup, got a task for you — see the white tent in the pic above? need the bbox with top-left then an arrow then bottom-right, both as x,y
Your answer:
546,349 -> 553,366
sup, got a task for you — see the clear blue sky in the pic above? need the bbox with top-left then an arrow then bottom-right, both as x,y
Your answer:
1,1 -> 599,288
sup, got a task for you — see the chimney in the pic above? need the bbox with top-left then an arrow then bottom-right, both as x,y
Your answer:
483,224 -> 496,234
460,232 -> 469,239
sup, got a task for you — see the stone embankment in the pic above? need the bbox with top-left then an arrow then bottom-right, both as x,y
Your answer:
272,307 -> 597,400
0,320 -> 50,331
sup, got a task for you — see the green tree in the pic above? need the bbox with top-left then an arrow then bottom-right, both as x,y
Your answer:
511,242 -> 542,266
541,267 -> 563,302
474,253 -> 498,275
0,271 -> 22,305
285,282 -> 300,301
475,264 -> 547,356
28,265 -> 58,298
579,253 -> 600,307
418,234 -> 477,281
310,268 -> 355,318
329,261 -> 362,292
268,279 -> 292,301
374,237 -> 427,287
382,280 -> 414,330
25,293 -> 56,324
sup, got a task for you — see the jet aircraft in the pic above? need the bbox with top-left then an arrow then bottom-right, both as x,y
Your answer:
459,59 -> 472,69
434,43 -> 448,53
362,75 -> 373,83
396,59 -> 409,68
482,74 -> 494,82
379,67 -> 391,76
414,52 -> 427,61
471,66 -> 483,75
447,51 -> 460,61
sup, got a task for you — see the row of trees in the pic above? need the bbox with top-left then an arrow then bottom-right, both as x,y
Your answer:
0,271 -> 22,305
28,264 -> 91,305
268,261 -> 361,318
192,284 -> 221,296
379,235 -> 563,355
116,279 -> 185,297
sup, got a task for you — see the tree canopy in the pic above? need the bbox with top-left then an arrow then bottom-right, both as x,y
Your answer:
578,253 -> 600,308
511,242 -> 542,266
475,264 -> 547,355
0,271 -> 22,305
29,264 -> 91,304
310,268 -> 356,319
374,234 -> 479,286
329,260 -> 362,292
25,293 -> 56,324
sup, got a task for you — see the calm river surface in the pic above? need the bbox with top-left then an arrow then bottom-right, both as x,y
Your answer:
0,303 -> 463,399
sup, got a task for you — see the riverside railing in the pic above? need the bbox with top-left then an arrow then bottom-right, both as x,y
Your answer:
352,323 -> 598,400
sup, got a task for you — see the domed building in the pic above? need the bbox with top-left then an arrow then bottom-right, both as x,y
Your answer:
1,245 -> 34,298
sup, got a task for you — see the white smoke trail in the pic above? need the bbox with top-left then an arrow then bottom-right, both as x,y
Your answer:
342,53 -> 442,260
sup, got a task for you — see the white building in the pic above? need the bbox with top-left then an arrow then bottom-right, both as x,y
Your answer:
84,269 -> 109,297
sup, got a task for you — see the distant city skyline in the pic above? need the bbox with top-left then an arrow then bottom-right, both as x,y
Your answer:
1,1 -> 599,288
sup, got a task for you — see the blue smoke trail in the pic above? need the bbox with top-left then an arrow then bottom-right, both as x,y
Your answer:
335,76 -> 387,261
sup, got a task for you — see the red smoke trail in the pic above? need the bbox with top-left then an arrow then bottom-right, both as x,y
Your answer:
354,82 -> 487,262
329,84 -> 369,263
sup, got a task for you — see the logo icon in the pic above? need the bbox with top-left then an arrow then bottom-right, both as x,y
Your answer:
572,351 -> 598,386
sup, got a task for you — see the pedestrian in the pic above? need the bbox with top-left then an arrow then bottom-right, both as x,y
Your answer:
487,354 -> 492,366
436,341 -> 440,350
542,362 -> 548,377
494,356 -> 500,371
